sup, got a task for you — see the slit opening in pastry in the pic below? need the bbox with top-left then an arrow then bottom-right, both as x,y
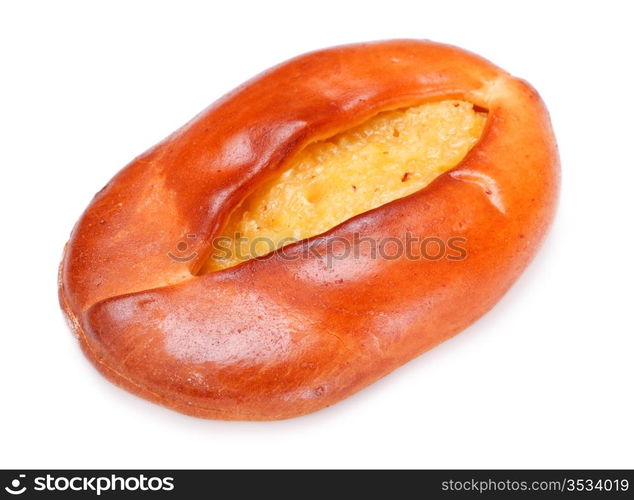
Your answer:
202,99 -> 487,272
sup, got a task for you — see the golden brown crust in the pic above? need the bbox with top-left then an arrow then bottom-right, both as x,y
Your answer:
59,40 -> 559,420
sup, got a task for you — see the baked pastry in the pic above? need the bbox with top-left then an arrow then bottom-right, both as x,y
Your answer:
59,40 -> 559,420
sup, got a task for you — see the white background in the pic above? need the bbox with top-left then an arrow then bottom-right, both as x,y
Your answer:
1,0 -> 633,469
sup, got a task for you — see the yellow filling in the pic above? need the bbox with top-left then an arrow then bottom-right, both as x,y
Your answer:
203,100 -> 486,272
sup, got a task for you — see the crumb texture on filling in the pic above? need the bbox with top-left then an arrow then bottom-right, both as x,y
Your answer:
203,100 -> 486,272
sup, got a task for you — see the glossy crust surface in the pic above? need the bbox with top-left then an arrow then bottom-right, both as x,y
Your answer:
59,40 -> 559,420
